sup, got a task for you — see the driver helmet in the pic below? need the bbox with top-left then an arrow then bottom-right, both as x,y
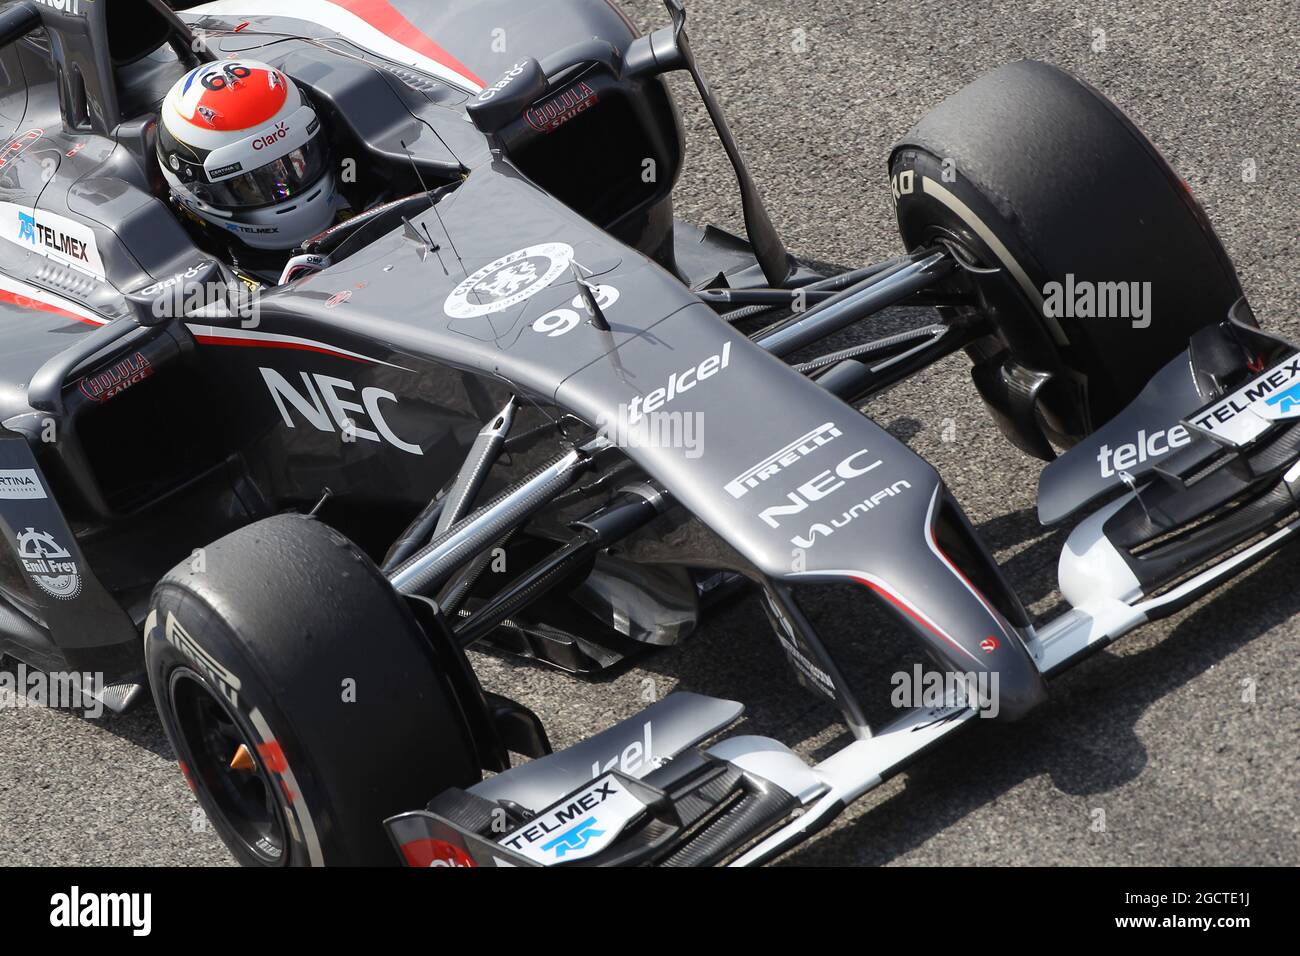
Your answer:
157,59 -> 337,251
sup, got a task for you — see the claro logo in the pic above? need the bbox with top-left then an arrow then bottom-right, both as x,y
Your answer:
251,122 -> 288,151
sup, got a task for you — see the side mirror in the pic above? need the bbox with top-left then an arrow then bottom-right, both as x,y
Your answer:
124,258 -> 233,326
466,58 -> 548,137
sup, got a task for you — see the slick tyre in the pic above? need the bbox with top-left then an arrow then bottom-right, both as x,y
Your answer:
145,514 -> 481,866
890,59 -> 1245,445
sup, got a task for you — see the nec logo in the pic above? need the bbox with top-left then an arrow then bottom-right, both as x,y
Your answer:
260,367 -> 423,455
758,448 -> 882,528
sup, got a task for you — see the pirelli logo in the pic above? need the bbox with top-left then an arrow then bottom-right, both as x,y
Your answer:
164,612 -> 242,706
725,422 -> 842,499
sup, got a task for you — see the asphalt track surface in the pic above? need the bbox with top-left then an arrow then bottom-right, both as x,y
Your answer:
0,0 -> 1295,866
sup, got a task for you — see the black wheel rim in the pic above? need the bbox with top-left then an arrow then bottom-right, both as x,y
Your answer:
169,669 -> 288,865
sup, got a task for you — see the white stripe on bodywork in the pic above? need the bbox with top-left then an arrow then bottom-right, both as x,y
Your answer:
185,322 -> 415,371
190,0 -> 484,92
919,175 -> 1068,346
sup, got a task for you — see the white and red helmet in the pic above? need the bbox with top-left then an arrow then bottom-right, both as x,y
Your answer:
158,59 -> 337,251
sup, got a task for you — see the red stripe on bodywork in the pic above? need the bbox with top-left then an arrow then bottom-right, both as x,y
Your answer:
192,334 -> 372,364
852,576 -> 979,663
0,289 -> 102,327
327,0 -> 485,87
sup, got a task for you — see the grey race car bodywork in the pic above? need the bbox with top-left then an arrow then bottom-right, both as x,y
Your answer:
0,0 -> 1294,866
0,0 -> 1031,706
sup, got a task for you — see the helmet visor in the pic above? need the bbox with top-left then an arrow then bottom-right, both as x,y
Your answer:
192,134 -> 328,210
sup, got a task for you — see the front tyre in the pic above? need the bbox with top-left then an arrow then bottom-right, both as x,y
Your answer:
891,59 -> 1245,447
145,514 -> 482,866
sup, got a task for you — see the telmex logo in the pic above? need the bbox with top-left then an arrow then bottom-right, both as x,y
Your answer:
18,212 -> 90,264
498,774 -> 636,864
1186,355 -> 1300,447
726,422 -> 842,499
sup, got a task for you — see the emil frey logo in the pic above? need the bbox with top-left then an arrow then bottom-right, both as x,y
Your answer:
17,527 -> 81,600
542,817 -> 604,859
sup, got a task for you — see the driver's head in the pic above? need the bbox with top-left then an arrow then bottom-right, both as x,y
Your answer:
157,59 -> 336,252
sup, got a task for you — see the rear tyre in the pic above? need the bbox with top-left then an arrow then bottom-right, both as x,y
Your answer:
890,59 -> 1245,446
145,514 -> 482,866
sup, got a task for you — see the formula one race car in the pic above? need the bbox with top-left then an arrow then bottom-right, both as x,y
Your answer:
0,0 -> 1290,867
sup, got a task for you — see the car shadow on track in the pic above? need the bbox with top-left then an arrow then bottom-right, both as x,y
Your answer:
770,546 -> 1300,865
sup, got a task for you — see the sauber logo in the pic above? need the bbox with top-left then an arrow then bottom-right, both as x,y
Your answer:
260,368 -> 424,456
251,122 -> 289,151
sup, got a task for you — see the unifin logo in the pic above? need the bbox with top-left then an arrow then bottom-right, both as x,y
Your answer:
792,479 -> 912,549
1096,425 -> 1191,478
726,422 -> 842,499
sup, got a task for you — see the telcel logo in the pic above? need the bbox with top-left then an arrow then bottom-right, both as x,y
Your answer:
1096,425 -> 1190,478
628,342 -> 731,424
